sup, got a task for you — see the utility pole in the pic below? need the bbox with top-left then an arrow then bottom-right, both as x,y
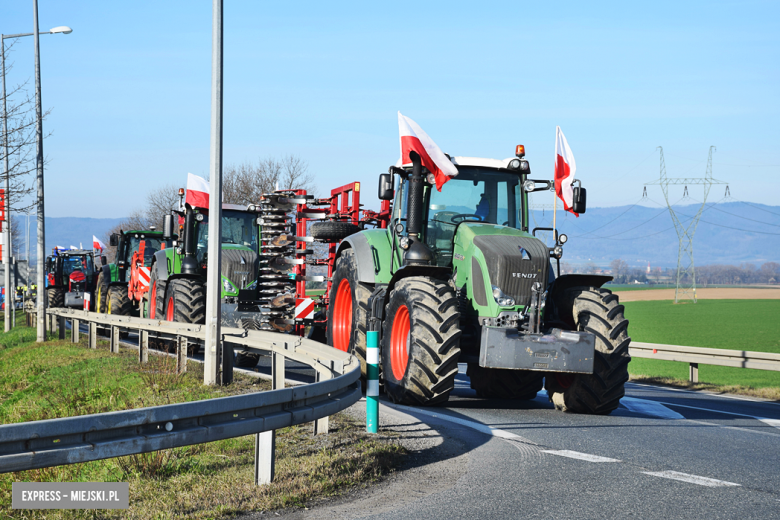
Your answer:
203,0 -> 224,385
2,38 -> 10,332
645,146 -> 726,303
33,0 -> 47,341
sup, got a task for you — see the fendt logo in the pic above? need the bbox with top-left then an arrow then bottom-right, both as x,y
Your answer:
512,273 -> 537,279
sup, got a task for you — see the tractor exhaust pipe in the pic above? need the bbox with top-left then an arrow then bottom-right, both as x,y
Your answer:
181,209 -> 198,275
403,152 -> 433,266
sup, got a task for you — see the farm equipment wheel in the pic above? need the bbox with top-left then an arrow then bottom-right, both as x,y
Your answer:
466,365 -> 543,400
381,276 -> 462,406
95,272 -> 108,313
46,287 -> 65,309
147,267 -> 166,320
326,248 -> 373,379
107,285 -> 132,339
164,278 -> 206,324
310,221 -> 360,242
545,287 -> 631,415
235,351 -> 260,368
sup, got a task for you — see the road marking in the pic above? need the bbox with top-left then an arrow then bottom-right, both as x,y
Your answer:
541,450 -> 620,463
620,397 -> 685,419
685,419 -> 780,438
628,382 -> 780,407
642,470 -> 740,487
652,400 -> 780,431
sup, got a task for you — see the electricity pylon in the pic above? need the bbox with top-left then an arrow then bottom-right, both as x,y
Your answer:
645,146 -> 726,303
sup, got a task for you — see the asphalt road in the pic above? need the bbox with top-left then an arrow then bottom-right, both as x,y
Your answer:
83,324 -> 780,518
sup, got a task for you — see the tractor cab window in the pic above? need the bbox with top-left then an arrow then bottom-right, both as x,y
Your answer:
125,236 -> 166,263
62,256 -> 94,276
196,210 -> 259,262
424,167 -> 521,266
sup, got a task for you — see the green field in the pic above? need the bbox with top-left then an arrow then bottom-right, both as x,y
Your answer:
623,299 -> 780,392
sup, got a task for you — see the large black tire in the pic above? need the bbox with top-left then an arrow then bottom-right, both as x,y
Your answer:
107,285 -> 132,316
146,266 -> 167,320
46,287 -> 65,309
95,271 -> 109,313
311,221 -> 360,242
545,287 -> 631,415
326,249 -> 373,378
164,278 -> 206,324
467,364 -> 543,400
382,277 -> 461,406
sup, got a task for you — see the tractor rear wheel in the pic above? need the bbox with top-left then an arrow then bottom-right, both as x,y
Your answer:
46,287 -> 65,309
95,272 -> 108,313
326,249 -> 372,379
381,276 -> 461,406
164,278 -> 206,324
467,365 -> 543,400
147,267 -> 166,320
107,285 -> 132,316
546,287 -> 631,415
311,221 -> 360,242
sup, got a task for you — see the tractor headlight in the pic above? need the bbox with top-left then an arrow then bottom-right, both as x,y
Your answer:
223,278 -> 236,293
492,285 -> 515,307
552,245 -> 563,258
195,213 -> 204,222
399,236 -> 411,250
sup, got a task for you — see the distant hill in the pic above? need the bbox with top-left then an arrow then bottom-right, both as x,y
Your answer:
17,201 -> 780,269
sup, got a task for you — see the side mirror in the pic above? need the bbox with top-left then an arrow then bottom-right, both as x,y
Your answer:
572,185 -> 587,214
378,173 -> 394,201
109,233 -> 120,247
100,256 -> 108,267
163,214 -> 175,239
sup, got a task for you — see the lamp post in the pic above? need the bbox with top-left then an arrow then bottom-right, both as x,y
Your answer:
2,17 -> 71,334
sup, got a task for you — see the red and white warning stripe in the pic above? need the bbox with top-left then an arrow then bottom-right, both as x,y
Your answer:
138,267 -> 151,288
295,298 -> 315,320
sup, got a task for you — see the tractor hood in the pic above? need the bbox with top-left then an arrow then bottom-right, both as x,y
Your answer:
455,224 -> 549,307
221,244 -> 259,295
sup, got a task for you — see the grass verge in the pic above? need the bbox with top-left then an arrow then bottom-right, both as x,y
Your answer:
624,299 -> 780,398
0,326 -> 405,519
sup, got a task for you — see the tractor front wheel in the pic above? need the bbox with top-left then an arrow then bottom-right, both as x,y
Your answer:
381,276 -> 461,406
107,285 -> 132,316
164,279 -> 206,324
545,287 -> 631,415
147,267 -> 166,320
95,272 -> 108,313
467,365 -> 543,400
46,287 -> 65,309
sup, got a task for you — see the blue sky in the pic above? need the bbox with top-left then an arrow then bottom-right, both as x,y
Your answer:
3,1 -> 779,217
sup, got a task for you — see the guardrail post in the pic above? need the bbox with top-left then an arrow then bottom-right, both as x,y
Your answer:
89,322 -> 97,349
254,351 -> 285,486
176,336 -> 187,374
314,369 -> 331,435
689,363 -> 699,383
58,317 -> 65,340
222,340 -> 233,384
71,319 -> 79,343
110,326 -> 120,353
140,330 -> 149,363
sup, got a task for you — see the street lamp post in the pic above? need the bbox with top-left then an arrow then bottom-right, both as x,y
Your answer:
1,17 -> 71,334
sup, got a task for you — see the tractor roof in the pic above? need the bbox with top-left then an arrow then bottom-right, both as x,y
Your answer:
395,156 -> 517,170
124,229 -> 164,234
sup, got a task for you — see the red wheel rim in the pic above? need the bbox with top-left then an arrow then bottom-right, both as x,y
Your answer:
390,305 -> 410,380
166,295 -> 174,321
150,282 -> 157,319
332,279 -> 352,352
556,373 -> 576,389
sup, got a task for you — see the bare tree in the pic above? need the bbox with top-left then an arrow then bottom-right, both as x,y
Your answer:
219,154 -> 315,205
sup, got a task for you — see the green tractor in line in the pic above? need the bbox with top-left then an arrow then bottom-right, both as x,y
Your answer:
96,229 -> 167,317
325,146 -> 631,414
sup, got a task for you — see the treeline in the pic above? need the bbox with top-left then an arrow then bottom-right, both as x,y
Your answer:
562,259 -> 780,285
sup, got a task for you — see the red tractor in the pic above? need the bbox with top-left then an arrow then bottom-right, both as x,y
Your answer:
44,249 -> 98,310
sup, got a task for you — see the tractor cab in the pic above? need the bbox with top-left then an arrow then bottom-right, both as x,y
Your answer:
45,249 -> 97,309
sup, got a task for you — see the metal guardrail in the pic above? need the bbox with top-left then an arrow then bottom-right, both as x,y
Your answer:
1,308 -> 362,484
630,341 -> 780,382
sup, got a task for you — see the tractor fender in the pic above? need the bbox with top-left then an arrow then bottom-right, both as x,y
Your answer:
548,274 -> 613,303
336,233 -> 377,284
386,265 -> 453,296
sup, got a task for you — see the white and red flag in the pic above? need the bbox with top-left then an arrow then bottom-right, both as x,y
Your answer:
554,126 -> 578,217
93,235 -> 106,251
186,173 -> 210,208
398,112 -> 458,191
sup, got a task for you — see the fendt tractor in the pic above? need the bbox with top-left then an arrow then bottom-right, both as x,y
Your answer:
45,249 -> 97,310
96,229 -> 168,317
318,145 -> 632,414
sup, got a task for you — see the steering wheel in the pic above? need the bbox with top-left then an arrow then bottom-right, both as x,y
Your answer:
452,214 -> 483,223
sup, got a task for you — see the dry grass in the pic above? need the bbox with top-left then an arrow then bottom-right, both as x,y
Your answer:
629,374 -> 780,401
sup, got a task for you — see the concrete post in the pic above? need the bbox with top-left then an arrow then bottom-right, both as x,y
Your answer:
88,322 -> 96,349
139,330 -> 149,363
254,351 -> 285,485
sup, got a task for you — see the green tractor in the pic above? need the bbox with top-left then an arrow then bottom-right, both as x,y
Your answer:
96,229 -> 167,317
325,147 -> 631,414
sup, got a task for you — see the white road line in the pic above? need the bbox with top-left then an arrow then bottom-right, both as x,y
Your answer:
652,400 -> 780,431
685,419 -> 780,438
642,470 -> 740,487
620,397 -> 685,419
628,382 -> 780,406
541,450 -> 620,463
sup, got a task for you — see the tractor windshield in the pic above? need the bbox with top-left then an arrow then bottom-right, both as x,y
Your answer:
62,256 -> 94,276
424,167 -> 523,265
196,210 -> 259,252
124,235 -> 166,263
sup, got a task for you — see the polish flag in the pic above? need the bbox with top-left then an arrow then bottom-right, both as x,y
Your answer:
93,235 -> 107,251
398,112 -> 458,191
554,126 -> 578,217
186,173 -> 210,208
